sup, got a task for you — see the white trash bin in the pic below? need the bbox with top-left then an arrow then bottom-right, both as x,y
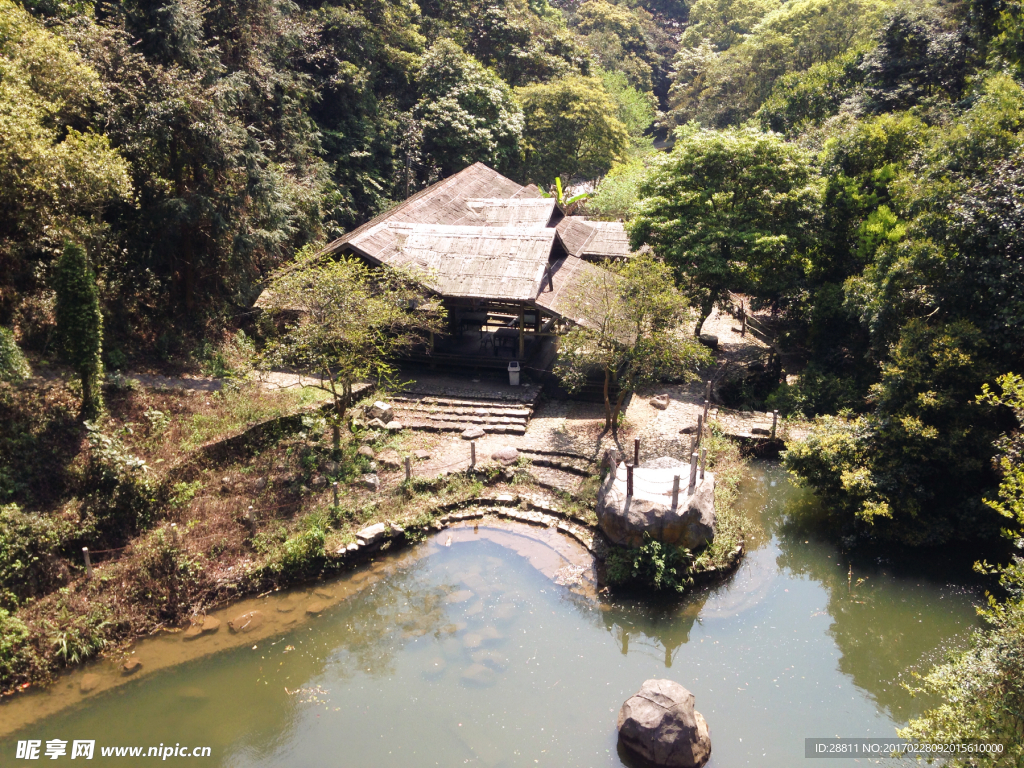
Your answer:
508,361 -> 521,386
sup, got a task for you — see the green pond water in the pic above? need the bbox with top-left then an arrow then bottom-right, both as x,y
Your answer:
1,462 -> 985,767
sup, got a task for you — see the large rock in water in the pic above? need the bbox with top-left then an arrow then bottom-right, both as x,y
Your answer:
617,679 -> 711,768
596,458 -> 715,550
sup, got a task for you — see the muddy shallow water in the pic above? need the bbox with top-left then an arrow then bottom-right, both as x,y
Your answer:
0,463 -> 984,766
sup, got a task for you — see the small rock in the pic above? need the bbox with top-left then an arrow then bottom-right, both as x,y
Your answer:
356,522 -> 388,545
80,674 -> 101,694
221,476 -> 232,485
312,475 -> 326,487
305,600 -> 327,616
650,394 -> 671,410
413,449 -> 431,460
346,542 -> 361,553
389,522 -> 405,535
751,427 -> 771,436
358,474 -> 380,492
385,420 -> 404,432
227,610 -> 265,634
200,617 -> 220,634
491,446 -> 519,465
357,445 -> 375,460
254,477 -> 268,490
324,461 -> 340,474
698,334 -> 718,350
369,401 -> 393,420
122,659 -> 142,674
461,426 -> 486,440
377,452 -> 402,470
367,418 -> 387,430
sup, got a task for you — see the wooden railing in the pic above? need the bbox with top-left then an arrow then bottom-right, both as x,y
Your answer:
723,292 -> 775,346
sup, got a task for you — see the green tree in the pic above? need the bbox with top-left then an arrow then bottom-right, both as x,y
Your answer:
0,329 -> 30,383
54,243 -> 103,418
516,74 -> 630,185
554,253 -> 711,434
628,126 -> 820,334
414,39 -> 524,177
258,250 -> 446,451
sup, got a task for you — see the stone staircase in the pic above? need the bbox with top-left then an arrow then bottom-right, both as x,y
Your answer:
389,395 -> 533,436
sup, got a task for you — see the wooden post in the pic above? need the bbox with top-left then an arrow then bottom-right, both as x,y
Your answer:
703,399 -> 710,423
471,441 -> 476,469
332,481 -> 339,507
518,305 -> 525,358
170,523 -> 179,546
633,438 -> 640,467
82,547 -> 92,579
688,452 -> 699,493
741,309 -> 747,337
671,475 -> 680,510
771,410 -> 779,439
405,457 -> 412,482
626,465 -> 634,498
700,448 -> 707,479
245,506 -> 256,538
695,414 -> 704,450
705,380 -> 712,404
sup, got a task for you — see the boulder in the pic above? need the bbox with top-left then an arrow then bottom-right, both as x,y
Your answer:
312,475 -> 326,487
596,460 -> 715,550
617,679 -> 711,768
698,334 -> 718,350
357,445 -> 375,460
356,522 -> 388,545
462,426 -> 486,440
305,600 -> 327,616
377,452 -> 402,470
359,474 -> 380,492
227,610 -> 265,634
650,394 -> 671,410
367,418 -> 387,430
122,658 -> 142,674
254,477 -> 268,490
413,449 -> 431,460
491,446 -> 519,465
385,420 -> 404,432
368,401 -> 393,420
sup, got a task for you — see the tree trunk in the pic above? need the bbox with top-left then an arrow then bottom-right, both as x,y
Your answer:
79,364 -> 101,419
694,294 -> 716,337
603,365 -> 612,429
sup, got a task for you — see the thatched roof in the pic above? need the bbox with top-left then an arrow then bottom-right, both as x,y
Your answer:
534,255 -> 617,329
361,223 -> 562,301
555,217 -> 633,261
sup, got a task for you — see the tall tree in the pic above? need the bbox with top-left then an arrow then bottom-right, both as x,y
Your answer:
554,254 -> 711,435
414,40 -> 524,178
516,74 -> 629,185
54,243 -> 103,418
258,251 -> 446,452
628,126 -> 820,334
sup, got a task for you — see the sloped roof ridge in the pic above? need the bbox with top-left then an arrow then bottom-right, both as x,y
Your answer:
323,163 -> 523,255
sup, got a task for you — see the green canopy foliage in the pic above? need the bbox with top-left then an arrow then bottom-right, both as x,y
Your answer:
54,243 -> 103,417
628,126 -> 820,333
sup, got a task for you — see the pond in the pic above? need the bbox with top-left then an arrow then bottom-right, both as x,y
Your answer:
0,462 -> 984,766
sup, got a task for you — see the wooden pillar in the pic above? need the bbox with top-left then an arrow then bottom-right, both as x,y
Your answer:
471,441 -> 477,469
633,438 -> 640,467
700,448 -> 707,479
405,457 -> 412,482
626,465 -> 634,498
695,414 -> 704,450
688,452 -> 699,493
518,305 -> 525,358
671,475 -> 680,510
771,410 -> 779,439
82,547 -> 92,579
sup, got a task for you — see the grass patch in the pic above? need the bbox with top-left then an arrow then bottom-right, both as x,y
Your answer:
692,423 -> 751,572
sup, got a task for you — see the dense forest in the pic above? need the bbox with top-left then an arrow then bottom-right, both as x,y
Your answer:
2,0 -> 1024,758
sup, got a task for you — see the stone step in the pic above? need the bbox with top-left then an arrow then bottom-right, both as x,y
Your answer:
391,395 -> 533,412
400,420 -> 528,436
393,403 -> 532,419
393,410 -> 528,428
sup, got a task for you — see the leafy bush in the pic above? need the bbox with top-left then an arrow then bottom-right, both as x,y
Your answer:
0,327 -> 30,382
0,608 -> 32,688
274,511 -> 330,577
45,603 -> 110,666
0,503 -> 68,608
124,530 -> 205,621
81,422 -> 153,543
605,534 -> 693,593
766,363 -> 863,417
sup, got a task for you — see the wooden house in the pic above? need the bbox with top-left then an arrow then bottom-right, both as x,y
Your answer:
319,163 -> 632,370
